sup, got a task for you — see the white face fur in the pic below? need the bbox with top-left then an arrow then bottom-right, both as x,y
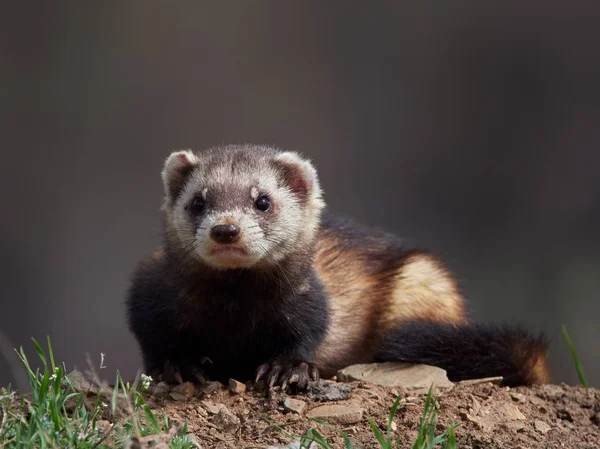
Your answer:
161,146 -> 325,270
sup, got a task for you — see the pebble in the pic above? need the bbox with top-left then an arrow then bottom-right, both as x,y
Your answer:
202,380 -> 224,395
337,362 -> 453,392
210,406 -> 241,433
534,420 -> 551,434
151,382 -> 171,398
228,378 -> 246,394
283,397 -> 306,414
307,404 -> 364,425
169,392 -> 189,402
306,380 -> 352,402
510,392 -> 527,403
500,403 -> 526,421
171,382 -> 196,398
200,401 -> 226,415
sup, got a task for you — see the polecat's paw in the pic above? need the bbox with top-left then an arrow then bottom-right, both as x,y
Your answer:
152,360 -> 208,385
255,360 -> 319,391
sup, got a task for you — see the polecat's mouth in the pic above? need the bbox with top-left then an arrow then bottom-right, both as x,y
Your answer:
209,246 -> 249,256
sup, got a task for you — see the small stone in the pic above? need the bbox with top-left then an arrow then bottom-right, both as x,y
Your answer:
500,403 -> 526,421
337,362 -> 453,392
171,382 -> 196,398
307,404 -> 364,425
306,380 -> 352,402
390,421 -> 397,431
283,398 -> 306,414
210,407 -> 241,433
534,420 -> 551,434
151,382 -> 171,397
510,392 -> 526,403
169,392 -> 188,402
202,381 -> 224,395
200,401 -> 226,415
228,378 -> 246,394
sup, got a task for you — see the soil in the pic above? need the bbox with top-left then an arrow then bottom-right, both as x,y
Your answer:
145,379 -> 600,449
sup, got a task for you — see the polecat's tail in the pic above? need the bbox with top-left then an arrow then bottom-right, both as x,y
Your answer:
376,321 -> 550,386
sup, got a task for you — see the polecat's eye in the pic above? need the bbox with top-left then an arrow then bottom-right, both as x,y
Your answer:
189,196 -> 205,213
255,196 -> 271,212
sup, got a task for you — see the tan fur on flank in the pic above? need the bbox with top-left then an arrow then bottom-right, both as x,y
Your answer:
384,254 -> 467,326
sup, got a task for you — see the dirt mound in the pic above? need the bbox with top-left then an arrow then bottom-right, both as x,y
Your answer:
147,380 -> 600,448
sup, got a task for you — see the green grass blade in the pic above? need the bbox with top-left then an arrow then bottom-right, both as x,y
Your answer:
46,336 -> 56,372
16,346 -> 38,388
31,337 -> 47,369
429,432 -> 447,446
143,402 -> 162,433
306,428 -> 333,448
310,418 -> 355,449
442,424 -> 458,449
259,416 -> 301,440
368,417 -> 389,448
40,370 -> 51,403
562,325 -> 589,387
387,394 -> 402,434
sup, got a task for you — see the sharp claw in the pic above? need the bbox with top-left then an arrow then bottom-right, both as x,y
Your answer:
268,366 -> 281,389
256,360 -> 317,391
298,378 -> 308,390
255,364 -> 269,383
310,366 -> 319,381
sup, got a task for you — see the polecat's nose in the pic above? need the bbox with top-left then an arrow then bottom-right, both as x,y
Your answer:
210,224 -> 241,244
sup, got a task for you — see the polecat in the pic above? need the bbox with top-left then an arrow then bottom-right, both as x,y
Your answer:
125,144 -> 550,390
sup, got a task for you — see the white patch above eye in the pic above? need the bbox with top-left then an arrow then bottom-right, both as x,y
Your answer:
202,187 -> 208,199
250,187 -> 259,200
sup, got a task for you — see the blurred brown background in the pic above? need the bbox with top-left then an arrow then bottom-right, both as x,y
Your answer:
1,1 -> 599,390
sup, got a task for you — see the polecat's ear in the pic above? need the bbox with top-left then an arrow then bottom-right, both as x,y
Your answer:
161,149 -> 199,201
273,151 -> 322,202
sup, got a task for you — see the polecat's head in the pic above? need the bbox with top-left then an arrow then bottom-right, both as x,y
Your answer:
161,145 -> 325,270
